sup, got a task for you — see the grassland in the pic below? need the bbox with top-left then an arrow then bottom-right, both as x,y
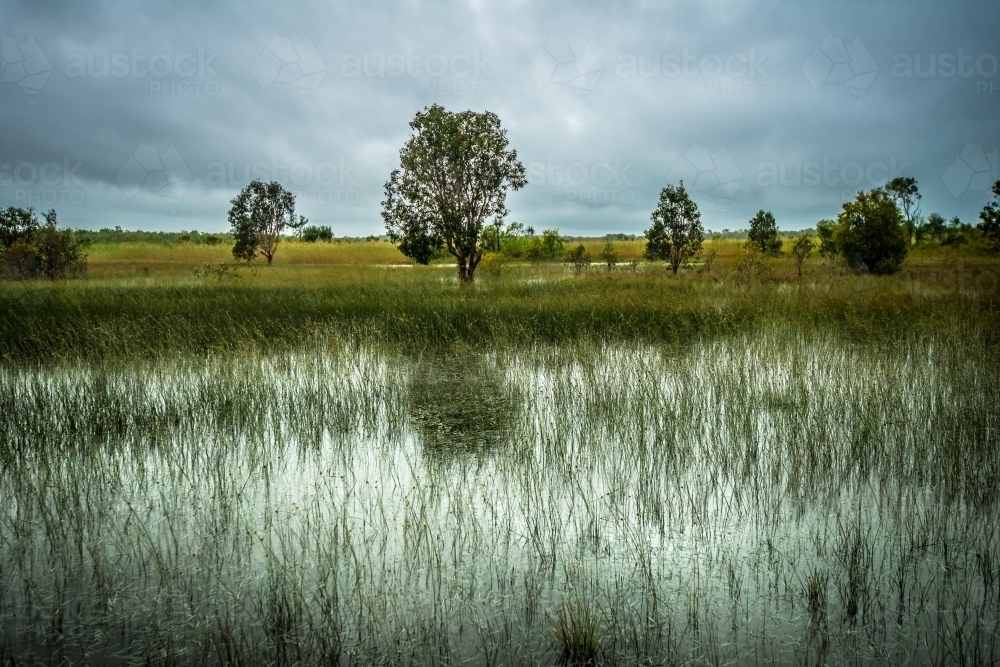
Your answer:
1,238 -> 997,361
1,238 -> 999,665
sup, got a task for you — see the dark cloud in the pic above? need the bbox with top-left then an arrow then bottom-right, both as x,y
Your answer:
1,0 -> 997,234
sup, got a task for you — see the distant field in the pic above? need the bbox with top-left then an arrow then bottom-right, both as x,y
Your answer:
81,237 -> 995,280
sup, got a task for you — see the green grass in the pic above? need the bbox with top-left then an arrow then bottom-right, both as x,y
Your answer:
2,249 -> 998,362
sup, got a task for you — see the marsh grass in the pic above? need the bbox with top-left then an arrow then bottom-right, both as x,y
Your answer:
2,256 -> 997,363
0,320 -> 997,665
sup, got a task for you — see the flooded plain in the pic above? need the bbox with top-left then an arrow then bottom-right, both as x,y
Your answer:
1,330 -> 997,665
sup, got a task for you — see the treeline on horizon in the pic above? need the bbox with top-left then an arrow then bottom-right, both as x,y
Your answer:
9,220 -> 985,246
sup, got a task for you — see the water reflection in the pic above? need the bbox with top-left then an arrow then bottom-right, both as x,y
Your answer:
408,357 -> 520,457
0,334 -> 996,666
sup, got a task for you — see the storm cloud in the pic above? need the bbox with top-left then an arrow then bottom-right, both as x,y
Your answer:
1,0 -> 997,234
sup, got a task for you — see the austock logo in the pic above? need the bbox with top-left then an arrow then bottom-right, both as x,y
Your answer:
802,35 -> 877,105
526,35 -> 603,94
942,143 -> 998,198
1,35 -> 51,105
116,144 -> 193,201
251,35 -> 327,94
668,144 -> 743,203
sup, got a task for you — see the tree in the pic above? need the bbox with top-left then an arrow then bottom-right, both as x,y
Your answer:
747,210 -> 781,256
382,105 -> 527,282
228,180 -> 306,264
525,228 -> 564,263
35,210 -> 88,279
815,219 -> 837,259
0,206 -> 40,249
791,234 -> 815,277
644,181 -> 704,274
0,208 -> 86,279
922,213 -> 947,243
599,242 -> 618,272
833,188 -> 907,274
301,225 -> 333,242
885,176 -> 921,244
978,180 -> 1000,251
565,244 -> 591,273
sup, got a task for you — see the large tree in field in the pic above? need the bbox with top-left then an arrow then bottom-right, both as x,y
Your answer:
979,180 -> 1000,251
834,188 -> 907,274
885,176 -> 921,244
382,105 -> 527,282
228,180 -> 306,264
644,181 -> 704,274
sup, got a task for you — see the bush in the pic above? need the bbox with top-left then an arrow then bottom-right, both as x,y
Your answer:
301,225 -> 334,243
478,251 -> 508,276
0,206 -> 40,249
1,238 -> 40,278
0,208 -> 87,279
834,189 -> 907,275
816,220 -> 837,259
599,242 -> 618,271
565,244 -> 591,273
35,211 -> 88,278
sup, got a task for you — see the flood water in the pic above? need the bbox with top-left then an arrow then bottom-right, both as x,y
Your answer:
1,332 -> 998,665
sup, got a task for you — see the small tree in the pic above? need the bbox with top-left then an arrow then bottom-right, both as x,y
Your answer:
301,225 -> 333,242
644,181 -> 704,274
978,180 -> 1000,251
229,180 -> 306,264
0,208 -> 86,279
37,210 -> 88,278
599,242 -> 618,272
382,105 -> 527,282
0,206 -> 40,249
886,176 -> 921,245
747,210 -> 781,256
792,234 -> 815,277
923,213 -> 947,243
833,188 -> 907,274
565,244 -> 591,274
815,219 -> 837,260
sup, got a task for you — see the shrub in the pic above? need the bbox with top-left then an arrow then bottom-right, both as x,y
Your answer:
599,242 -> 618,272
792,235 -> 815,277
301,225 -> 334,243
478,251 -> 508,276
1,238 -> 40,278
565,244 -> 591,273
834,189 -> 907,275
34,211 -> 88,279
0,209 -> 86,279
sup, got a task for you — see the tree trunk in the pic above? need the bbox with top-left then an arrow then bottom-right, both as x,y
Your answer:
265,252 -> 274,265
457,259 -> 474,282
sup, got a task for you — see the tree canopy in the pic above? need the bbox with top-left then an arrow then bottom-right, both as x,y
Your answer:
747,210 -> 781,256
228,180 -> 306,264
644,181 -> 704,274
382,105 -> 527,282
834,188 -> 907,274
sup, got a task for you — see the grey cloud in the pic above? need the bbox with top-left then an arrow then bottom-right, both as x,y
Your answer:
0,0 -> 997,234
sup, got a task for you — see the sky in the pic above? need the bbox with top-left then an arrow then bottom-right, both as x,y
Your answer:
1,0 -> 998,235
